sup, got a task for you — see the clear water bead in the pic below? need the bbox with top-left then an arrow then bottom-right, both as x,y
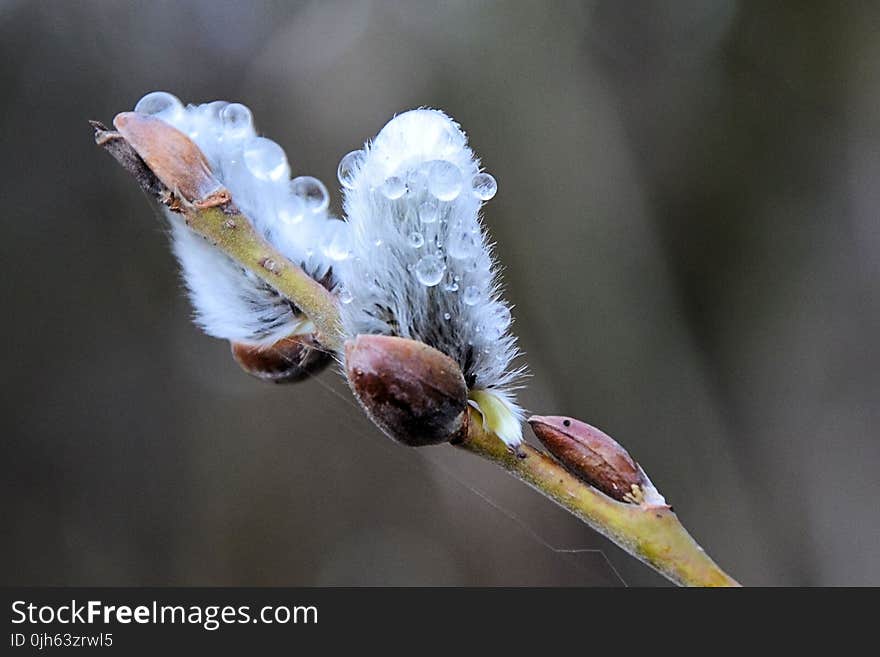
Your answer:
406,167 -> 430,194
464,251 -> 492,273
221,103 -> 254,138
321,221 -> 352,262
381,176 -> 407,199
278,197 -> 305,225
471,172 -> 497,201
414,255 -> 446,286
418,200 -> 440,224
407,231 -> 425,248
243,137 -> 289,181
196,101 -> 229,139
337,150 -> 365,189
444,312 -> 452,320
447,229 -> 481,259
338,287 -> 354,304
201,100 -> 228,120
463,285 -> 480,306
427,160 -> 463,201
135,91 -> 183,121
291,176 -> 329,213
483,303 -> 511,339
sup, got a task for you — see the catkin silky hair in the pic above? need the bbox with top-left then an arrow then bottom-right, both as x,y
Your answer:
335,109 -> 525,446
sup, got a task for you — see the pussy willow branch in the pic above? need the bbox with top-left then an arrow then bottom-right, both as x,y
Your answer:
92,120 -> 342,350
180,200 -> 344,351
458,409 -> 739,586
94,122 -> 739,587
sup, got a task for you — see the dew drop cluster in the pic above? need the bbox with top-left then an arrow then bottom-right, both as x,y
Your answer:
335,108 -> 513,368
132,91 -> 352,273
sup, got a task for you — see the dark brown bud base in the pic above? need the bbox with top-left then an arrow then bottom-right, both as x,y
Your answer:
345,335 -> 469,447
231,334 -> 331,383
529,415 -> 646,503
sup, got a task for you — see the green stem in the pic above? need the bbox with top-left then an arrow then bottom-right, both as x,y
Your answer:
184,202 -> 343,351
457,408 -> 740,586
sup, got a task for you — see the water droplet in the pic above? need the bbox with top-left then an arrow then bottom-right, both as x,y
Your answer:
471,172 -> 497,201
406,167 -> 430,193
338,287 -> 353,304
418,200 -> 440,224
221,103 -> 254,138
447,229 -> 481,259
443,279 -> 459,292
482,303 -> 511,339
414,255 -> 445,286
321,220 -> 352,261
380,176 -> 406,200
427,161 -> 463,201
338,150 -> 365,189
407,231 -> 425,248
243,137 -> 289,181
374,239 -> 384,247
278,197 -> 305,225
135,91 -> 183,120
463,285 -> 480,306
378,110 -> 467,156
202,100 -> 228,121
291,176 -> 329,213
444,312 -> 452,320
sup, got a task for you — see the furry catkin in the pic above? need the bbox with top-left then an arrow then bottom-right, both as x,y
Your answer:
335,109 -> 525,445
131,92 -> 338,346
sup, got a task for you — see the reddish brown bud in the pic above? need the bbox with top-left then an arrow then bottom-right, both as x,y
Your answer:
529,415 -> 646,503
345,335 -> 469,447
113,112 -> 221,202
231,335 -> 331,383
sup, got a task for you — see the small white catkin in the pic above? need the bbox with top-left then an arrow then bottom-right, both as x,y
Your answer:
130,91 -> 339,346
335,109 -> 525,445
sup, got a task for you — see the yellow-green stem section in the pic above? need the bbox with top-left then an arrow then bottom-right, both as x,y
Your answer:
457,408 -> 740,587
185,204 -> 344,351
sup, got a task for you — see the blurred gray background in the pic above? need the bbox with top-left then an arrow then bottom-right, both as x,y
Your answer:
2,0 -> 878,586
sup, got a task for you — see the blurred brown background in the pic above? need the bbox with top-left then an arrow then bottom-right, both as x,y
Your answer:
2,0 -> 878,586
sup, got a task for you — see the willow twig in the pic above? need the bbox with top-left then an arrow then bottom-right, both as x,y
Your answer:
93,117 -> 343,350
457,409 -> 739,586
94,117 -> 740,587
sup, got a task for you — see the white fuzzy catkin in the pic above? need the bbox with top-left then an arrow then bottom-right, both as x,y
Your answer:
335,109 -> 525,445
131,92 -> 337,346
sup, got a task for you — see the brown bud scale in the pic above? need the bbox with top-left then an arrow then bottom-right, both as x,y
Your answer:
231,334 -> 331,383
345,335 -> 469,447
113,112 -> 221,203
528,415 -> 646,502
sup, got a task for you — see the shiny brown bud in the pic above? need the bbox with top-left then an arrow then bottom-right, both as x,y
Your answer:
529,415 -> 646,503
113,112 -> 221,203
231,334 -> 331,383
345,335 -> 469,447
